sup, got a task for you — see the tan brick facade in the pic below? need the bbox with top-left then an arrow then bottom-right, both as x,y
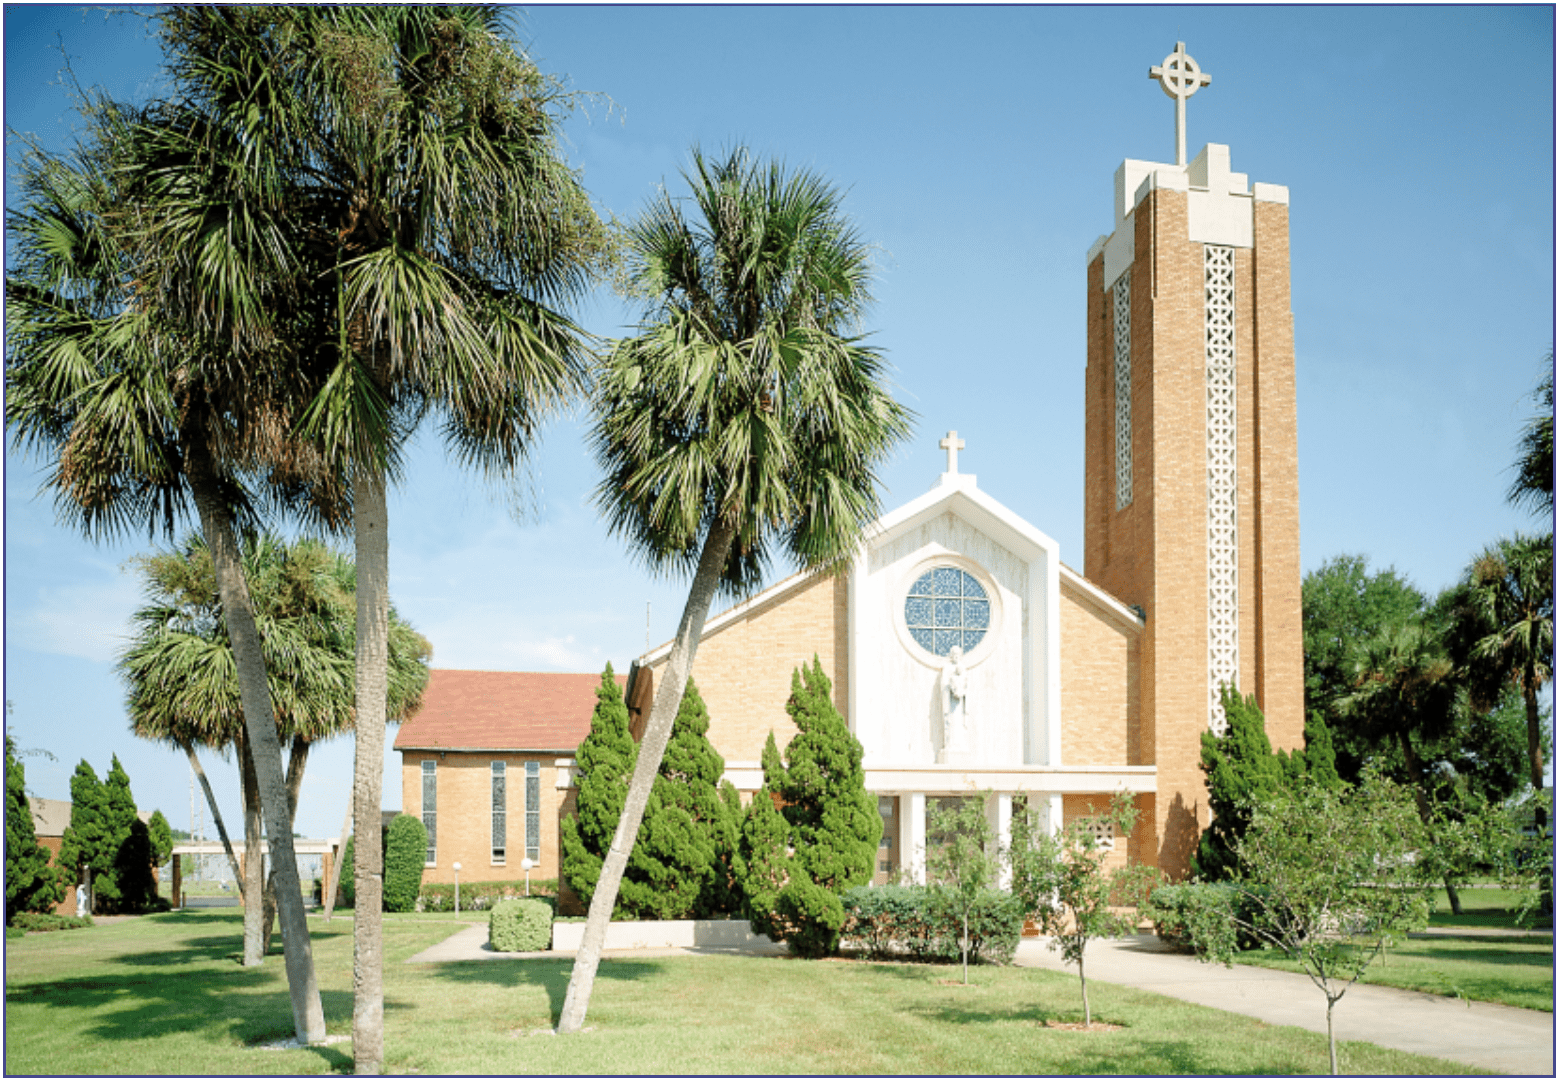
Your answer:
400,751 -> 569,886
1084,177 -> 1303,879
1058,578 -> 1142,767
645,570 -> 850,765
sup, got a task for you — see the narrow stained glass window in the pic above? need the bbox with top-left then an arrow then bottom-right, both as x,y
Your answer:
904,566 -> 991,657
421,760 -> 437,866
525,761 -> 540,862
491,762 -> 506,865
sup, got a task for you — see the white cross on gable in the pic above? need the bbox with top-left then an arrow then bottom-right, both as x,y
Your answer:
940,430 -> 966,475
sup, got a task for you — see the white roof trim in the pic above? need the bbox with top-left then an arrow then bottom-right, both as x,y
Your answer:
1059,564 -> 1145,630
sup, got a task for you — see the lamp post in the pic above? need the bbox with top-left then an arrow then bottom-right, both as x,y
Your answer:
453,862 -> 462,917
521,857 -> 533,897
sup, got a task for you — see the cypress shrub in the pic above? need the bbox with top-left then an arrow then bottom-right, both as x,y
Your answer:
489,897 -> 552,952
1194,687 -> 1287,881
740,780 -> 795,943
383,814 -> 428,913
746,658 -> 879,957
618,679 -> 738,919
6,737 -> 63,923
57,760 -> 112,911
560,665 -> 637,915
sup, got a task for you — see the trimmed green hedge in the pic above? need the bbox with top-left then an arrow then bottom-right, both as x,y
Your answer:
841,885 -> 1024,965
490,898 -> 552,952
11,912 -> 94,933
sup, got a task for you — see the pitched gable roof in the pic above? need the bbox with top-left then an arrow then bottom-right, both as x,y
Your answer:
392,669 -> 622,754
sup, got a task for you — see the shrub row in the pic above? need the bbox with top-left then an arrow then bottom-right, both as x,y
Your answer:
11,912 -> 94,933
840,885 -> 1025,965
489,898 -> 553,951
416,879 -> 559,913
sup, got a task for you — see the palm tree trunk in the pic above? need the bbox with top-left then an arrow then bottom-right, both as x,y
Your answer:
557,517 -> 738,1035
262,737 -> 312,949
187,437 -> 326,1043
1523,673 -> 1551,915
351,460 -> 392,1074
239,731 -> 266,965
180,740 -> 243,887
325,795 -> 353,921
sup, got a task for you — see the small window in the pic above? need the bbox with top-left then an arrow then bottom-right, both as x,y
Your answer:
491,762 -> 506,865
525,761 -> 540,862
421,760 -> 437,866
1087,818 -> 1115,851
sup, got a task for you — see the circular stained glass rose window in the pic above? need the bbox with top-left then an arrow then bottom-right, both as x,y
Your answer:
904,566 -> 990,657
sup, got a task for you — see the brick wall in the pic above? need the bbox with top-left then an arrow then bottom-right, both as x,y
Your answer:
400,751 -> 569,886
1058,582 -> 1141,765
647,570 -> 849,765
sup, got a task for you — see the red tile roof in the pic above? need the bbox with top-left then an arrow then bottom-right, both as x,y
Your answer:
393,669 -> 624,754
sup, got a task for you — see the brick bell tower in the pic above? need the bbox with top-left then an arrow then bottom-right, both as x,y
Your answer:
1083,43 -> 1304,877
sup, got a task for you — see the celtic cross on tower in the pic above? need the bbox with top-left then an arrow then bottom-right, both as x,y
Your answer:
1149,41 -> 1212,167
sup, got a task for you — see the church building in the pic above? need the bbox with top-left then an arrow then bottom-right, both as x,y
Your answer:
396,42 -> 1304,891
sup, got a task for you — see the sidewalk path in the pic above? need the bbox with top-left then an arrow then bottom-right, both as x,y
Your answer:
1014,934 -> 1553,1076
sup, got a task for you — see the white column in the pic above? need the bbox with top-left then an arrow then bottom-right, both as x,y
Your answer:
989,793 -> 1013,889
904,793 -> 927,886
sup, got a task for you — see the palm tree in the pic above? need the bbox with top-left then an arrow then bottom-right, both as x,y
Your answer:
6,93 -> 336,1042
1508,363 -> 1553,520
557,147 -> 912,1034
1448,535 -> 1554,910
142,9 -> 605,1068
120,534 -> 431,956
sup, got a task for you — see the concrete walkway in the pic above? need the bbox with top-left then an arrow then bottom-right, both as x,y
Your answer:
409,924 -> 1553,1075
1013,934 -> 1553,1076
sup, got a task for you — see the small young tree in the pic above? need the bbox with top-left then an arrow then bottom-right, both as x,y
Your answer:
748,659 -> 881,957
6,737 -> 64,923
1201,774 -> 1433,1075
382,814 -> 428,913
560,666 -> 638,914
1011,792 -> 1159,1028
925,793 -> 1003,985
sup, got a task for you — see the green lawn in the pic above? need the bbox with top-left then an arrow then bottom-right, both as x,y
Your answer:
1429,886 -> 1552,931
5,911 -> 1490,1075
1235,934 -> 1554,1012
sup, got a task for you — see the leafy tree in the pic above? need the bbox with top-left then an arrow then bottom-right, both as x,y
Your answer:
1010,793 -> 1160,1028
560,666 -> 638,915
147,811 -> 174,871
1201,774 -> 1434,1076
382,815 -> 428,914
618,679 -> 736,919
1302,555 -> 1426,781
560,147 -> 909,1032
925,794 -> 1002,985
6,737 -> 64,923
739,771 -> 795,942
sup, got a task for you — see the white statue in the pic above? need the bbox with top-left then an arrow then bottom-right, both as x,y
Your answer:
940,646 -> 971,760
75,883 -> 87,918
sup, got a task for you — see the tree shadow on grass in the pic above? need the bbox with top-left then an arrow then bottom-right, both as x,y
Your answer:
7,969 -> 362,1065
422,957 -> 669,1026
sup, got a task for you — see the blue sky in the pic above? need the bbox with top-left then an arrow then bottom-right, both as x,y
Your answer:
4,5 -> 1553,840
